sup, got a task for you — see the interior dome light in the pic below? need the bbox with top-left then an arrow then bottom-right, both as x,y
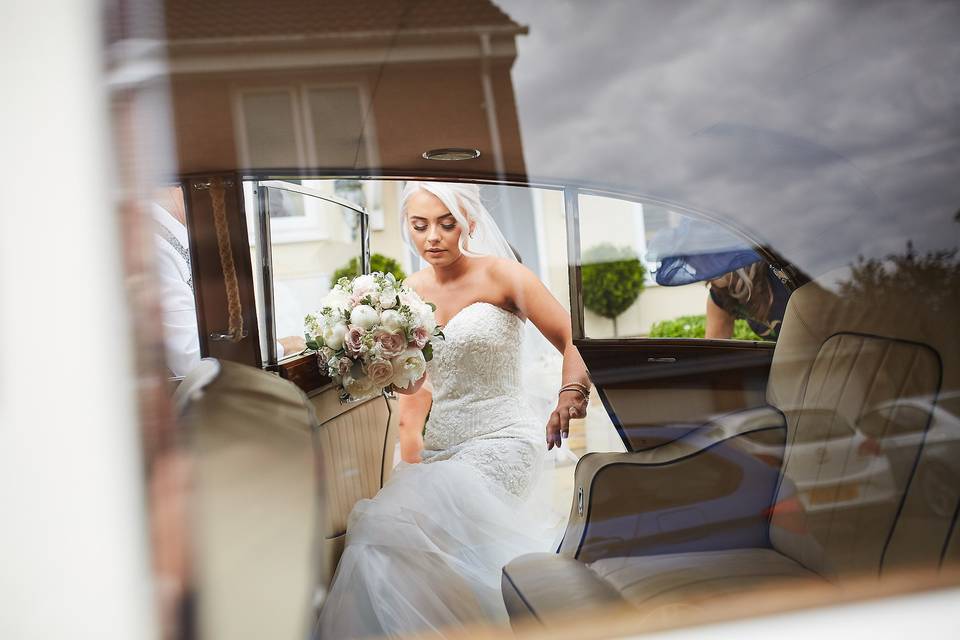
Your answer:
422,148 -> 481,161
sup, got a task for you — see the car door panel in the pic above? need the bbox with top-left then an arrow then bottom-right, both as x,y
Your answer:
577,339 -> 776,451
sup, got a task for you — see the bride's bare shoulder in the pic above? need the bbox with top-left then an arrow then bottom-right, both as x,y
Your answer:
486,256 -> 535,281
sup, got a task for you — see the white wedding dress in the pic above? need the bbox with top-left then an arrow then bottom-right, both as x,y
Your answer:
316,301 -> 557,639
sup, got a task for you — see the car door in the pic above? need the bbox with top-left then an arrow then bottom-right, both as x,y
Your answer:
561,189 -> 803,556
568,189 -> 799,452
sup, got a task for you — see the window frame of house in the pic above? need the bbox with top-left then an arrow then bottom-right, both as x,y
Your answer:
298,80 -> 380,174
233,82 -> 379,242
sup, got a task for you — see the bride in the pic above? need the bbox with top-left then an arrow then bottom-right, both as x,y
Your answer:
315,181 -> 590,638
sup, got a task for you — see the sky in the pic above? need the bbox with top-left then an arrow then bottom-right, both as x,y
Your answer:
495,0 -> 960,276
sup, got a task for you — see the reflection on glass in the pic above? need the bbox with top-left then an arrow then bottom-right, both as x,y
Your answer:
151,185 -> 201,377
307,87 -> 370,167
578,194 -> 709,338
238,90 -> 302,167
244,180 -> 363,363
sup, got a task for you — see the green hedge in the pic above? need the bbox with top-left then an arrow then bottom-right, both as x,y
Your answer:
332,253 -> 407,284
648,314 -> 763,341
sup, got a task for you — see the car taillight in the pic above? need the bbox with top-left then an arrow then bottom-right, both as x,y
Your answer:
857,436 -> 882,457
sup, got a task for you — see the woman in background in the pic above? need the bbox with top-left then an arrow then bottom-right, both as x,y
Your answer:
705,259 -> 789,340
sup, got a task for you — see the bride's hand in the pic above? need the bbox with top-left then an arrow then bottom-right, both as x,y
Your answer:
546,390 -> 588,449
391,374 -> 427,396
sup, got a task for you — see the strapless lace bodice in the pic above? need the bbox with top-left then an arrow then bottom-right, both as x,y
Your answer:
424,302 -> 537,448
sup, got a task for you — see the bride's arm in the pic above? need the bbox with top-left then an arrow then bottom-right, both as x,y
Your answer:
496,260 -> 591,450
397,380 -> 432,463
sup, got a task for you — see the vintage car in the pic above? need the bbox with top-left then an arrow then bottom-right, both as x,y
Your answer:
4,1 -> 959,639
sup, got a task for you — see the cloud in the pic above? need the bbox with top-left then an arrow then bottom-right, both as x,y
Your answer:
496,0 -> 960,276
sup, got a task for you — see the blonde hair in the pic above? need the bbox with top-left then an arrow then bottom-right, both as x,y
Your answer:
399,181 -> 485,257
712,261 -> 773,321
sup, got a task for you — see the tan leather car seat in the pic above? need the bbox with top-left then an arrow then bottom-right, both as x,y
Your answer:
177,359 -> 323,640
503,276 -> 960,624
309,383 -> 399,590
177,360 -> 400,639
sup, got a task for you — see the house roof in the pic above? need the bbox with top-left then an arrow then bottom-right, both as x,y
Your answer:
163,0 -> 524,41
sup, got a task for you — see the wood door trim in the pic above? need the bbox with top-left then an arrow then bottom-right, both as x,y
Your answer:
278,352 -> 332,394
183,172 -> 261,367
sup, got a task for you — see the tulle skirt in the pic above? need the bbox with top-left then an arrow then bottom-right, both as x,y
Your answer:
315,458 -> 559,639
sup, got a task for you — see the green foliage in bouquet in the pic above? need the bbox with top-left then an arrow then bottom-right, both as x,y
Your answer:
332,253 -> 407,284
581,244 -> 646,336
648,314 -> 763,341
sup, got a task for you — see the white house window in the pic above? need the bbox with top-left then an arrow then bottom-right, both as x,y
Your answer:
304,86 -> 371,168
235,83 -> 379,242
234,83 -> 374,171
235,88 -> 306,168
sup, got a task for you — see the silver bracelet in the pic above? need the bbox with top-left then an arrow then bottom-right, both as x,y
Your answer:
559,385 -> 589,402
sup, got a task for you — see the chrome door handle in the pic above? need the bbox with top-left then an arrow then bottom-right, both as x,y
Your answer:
647,357 -> 677,363
209,330 -> 248,341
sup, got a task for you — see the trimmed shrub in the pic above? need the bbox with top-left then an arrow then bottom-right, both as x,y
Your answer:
648,314 -> 763,341
332,253 -> 407,284
581,244 -> 646,336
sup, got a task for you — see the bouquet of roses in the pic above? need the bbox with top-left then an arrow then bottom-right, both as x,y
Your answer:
305,272 -> 443,402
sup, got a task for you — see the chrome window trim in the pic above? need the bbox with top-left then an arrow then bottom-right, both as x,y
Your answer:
246,175 -> 796,345
253,179 -> 370,368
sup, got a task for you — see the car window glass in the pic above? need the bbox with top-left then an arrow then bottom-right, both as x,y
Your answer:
243,179 -> 364,364
578,193 -> 789,341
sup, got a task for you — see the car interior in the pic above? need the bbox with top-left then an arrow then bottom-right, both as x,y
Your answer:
92,1 -> 960,638
168,174 -> 960,638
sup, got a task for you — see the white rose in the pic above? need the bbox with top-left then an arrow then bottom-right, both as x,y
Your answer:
379,309 -> 404,332
416,303 -> 437,331
350,304 -> 379,330
321,287 -> 351,313
379,286 -> 398,309
322,322 -> 347,350
352,274 -> 375,296
398,289 -> 420,309
391,348 -> 427,389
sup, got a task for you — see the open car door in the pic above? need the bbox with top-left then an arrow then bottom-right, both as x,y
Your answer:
562,189 -> 801,559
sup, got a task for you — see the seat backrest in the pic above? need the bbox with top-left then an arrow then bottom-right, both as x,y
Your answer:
767,280 -> 959,579
309,386 -> 399,590
180,359 -> 322,640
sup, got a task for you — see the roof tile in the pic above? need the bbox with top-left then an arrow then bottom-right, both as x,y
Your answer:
164,0 -> 521,40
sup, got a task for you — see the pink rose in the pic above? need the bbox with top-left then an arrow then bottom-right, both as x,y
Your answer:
375,329 -> 407,358
410,326 -> 430,349
365,358 -> 395,388
345,325 -> 365,356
